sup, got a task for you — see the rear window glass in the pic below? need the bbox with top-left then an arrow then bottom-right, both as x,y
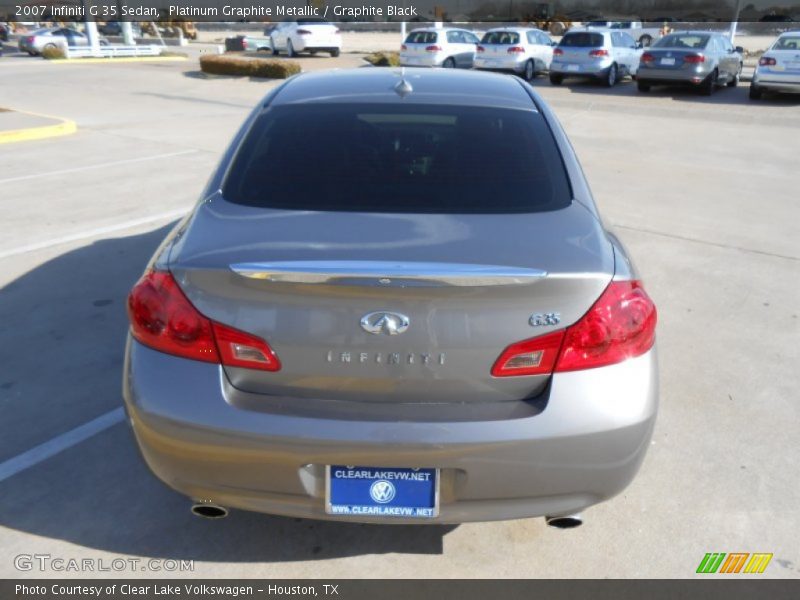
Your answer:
405,31 -> 438,44
481,31 -> 521,45
774,35 -> 800,50
655,34 -> 709,49
559,32 -> 604,47
223,104 -> 571,214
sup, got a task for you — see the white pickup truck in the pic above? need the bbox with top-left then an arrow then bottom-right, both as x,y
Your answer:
584,20 -> 665,47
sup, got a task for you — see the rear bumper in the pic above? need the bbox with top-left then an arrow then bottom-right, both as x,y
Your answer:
293,37 -> 341,52
400,53 -> 444,67
123,338 -> 658,524
636,65 -> 712,84
474,55 -> 528,73
752,70 -> 800,93
550,58 -> 613,78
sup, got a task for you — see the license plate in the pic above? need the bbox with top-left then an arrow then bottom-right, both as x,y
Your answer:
567,64 -> 580,72
660,58 -> 676,66
326,465 -> 439,518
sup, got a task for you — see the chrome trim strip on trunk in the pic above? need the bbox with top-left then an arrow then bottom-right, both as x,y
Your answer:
230,261 -> 547,287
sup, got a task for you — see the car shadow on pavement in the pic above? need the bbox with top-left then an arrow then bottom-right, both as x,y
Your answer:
0,227 -> 456,562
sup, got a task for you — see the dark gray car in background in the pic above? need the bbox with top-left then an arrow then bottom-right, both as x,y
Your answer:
123,69 -> 658,526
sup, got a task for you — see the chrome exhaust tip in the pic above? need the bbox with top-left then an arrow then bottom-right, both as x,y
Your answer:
191,502 -> 229,519
545,514 -> 583,529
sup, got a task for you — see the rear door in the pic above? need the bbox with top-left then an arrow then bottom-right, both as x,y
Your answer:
170,102 -> 614,405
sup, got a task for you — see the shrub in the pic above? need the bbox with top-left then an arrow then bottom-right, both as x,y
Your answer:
364,52 -> 400,67
41,46 -> 66,60
199,55 -> 300,79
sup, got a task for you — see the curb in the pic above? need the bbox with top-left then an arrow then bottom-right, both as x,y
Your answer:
0,109 -> 77,145
47,56 -> 188,64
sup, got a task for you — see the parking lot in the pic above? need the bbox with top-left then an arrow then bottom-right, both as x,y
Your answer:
0,46 -> 798,578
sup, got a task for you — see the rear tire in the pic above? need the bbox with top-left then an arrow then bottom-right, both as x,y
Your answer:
286,39 -> 296,58
728,63 -> 742,87
604,63 -> 618,87
330,48 -> 340,57
270,38 -> 278,56
549,73 -> 564,85
443,57 -> 456,68
523,59 -> 535,81
700,69 -> 717,95
749,84 -> 762,100
637,80 -> 651,92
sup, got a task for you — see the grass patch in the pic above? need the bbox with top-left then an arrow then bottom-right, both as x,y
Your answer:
364,51 -> 400,67
41,46 -> 66,60
199,54 -> 300,79
159,50 -> 189,58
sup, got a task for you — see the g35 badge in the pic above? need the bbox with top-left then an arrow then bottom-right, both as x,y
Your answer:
529,312 -> 561,327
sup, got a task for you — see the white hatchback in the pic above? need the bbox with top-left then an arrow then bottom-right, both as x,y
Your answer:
400,28 -> 481,68
473,28 -> 556,80
269,19 -> 341,58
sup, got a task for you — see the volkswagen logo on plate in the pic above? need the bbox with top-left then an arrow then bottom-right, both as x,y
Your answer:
360,311 -> 410,336
369,480 -> 396,504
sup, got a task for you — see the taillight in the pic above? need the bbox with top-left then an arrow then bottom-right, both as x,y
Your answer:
553,48 -> 564,56
241,39 -> 248,50
759,56 -> 776,66
425,45 -> 442,52
401,43 -> 407,50
477,45 -> 485,53
296,29 -> 312,35
127,271 -> 280,371
492,280 -> 656,377
641,52 -> 655,63
684,53 -> 705,63
507,46 -> 525,53
25,36 -> 35,43
589,49 -> 609,57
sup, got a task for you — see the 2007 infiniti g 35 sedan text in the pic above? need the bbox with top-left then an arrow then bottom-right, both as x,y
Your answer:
123,68 -> 658,526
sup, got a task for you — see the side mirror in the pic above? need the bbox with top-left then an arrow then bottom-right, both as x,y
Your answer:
735,46 -> 744,54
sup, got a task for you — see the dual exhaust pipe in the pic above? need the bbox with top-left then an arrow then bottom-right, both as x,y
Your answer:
190,502 -> 582,528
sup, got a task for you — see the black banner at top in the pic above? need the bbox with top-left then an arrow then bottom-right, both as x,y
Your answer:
2,0 -> 800,23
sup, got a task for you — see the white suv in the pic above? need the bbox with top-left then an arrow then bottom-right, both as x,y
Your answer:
269,19 -> 341,58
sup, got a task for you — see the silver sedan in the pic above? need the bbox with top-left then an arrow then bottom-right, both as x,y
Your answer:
750,31 -> 800,99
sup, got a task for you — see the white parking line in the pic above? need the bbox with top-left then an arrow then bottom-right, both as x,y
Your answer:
0,208 -> 188,260
0,149 -> 198,185
0,408 -> 125,483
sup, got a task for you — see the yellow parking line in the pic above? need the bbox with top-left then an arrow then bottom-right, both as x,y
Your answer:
48,56 -> 187,64
0,109 -> 77,145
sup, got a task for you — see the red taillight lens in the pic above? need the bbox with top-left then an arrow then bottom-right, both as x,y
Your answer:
491,331 -> 566,377
492,280 -> 656,377
127,271 -> 280,371
684,53 -> 705,63
553,48 -> 564,56
555,280 -> 657,372
401,43 -> 407,50
425,45 -> 442,52
589,49 -> 609,57
507,46 -> 525,53
296,29 -> 312,35
477,45 -> 485,53
759,56 -> 776,66
641,52 -> 655,63
26,36 -> 35,43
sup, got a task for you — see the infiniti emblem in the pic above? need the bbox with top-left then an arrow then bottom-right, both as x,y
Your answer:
360,311 -> 410,335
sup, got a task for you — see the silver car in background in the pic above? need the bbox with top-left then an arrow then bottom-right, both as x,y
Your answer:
474,28 -> 556,80
550,29 -> 642,86
636,32 -> 743,95
18,27 -> 108,55
400,27 -> 481,68
123,69 -> 658,526
750,31 -> 800,99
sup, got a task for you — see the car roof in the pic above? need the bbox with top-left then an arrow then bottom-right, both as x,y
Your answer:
778,30 -> 800,36
408,27 -> 469,33
485,27 -> 542,33
270,68 -> 537,111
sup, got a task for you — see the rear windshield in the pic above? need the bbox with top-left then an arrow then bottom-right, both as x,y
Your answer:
559,32 -> 604,47
405,31 -> 438,44
481,31 -> 520,45
223,104 -> 571,214
654,34 -> 710,49
774,35 -> 800,50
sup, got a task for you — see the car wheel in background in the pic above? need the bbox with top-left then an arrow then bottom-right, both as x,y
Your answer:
640,34 -> 653,47
700,69 -> 718,95
286,39 -> 296,57
330,48 -> 340,57
524,59 -> 535,81
637,80 -> 651,92
549,73 -> 564,85
728,63 -> 742,88
749,84 -> 762,100
270,38 -> 278,56
604,63 -> 618,87
443,57 -> 456,68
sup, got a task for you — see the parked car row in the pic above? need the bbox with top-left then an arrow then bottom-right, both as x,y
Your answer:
399,26 -> 800,99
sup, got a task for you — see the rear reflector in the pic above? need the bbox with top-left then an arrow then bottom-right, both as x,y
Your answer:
492,280 -> 656,377
684,53 -> 705,64
401,44 -> 407,51
127,271 -> 281,371
477,45 -> 485,52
